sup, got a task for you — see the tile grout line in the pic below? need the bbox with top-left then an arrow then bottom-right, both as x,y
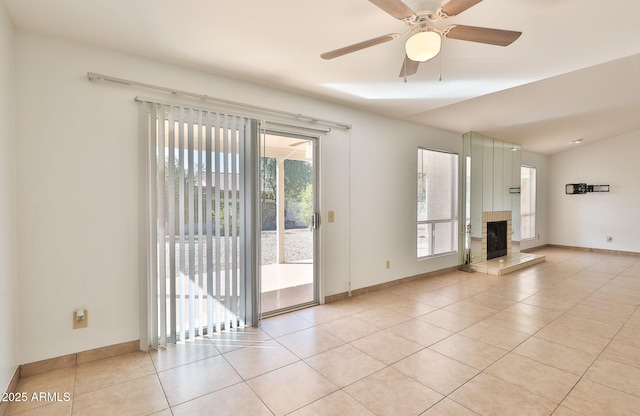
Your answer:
515,260 -> 640,415
422,259 -> 626,414
550,295 -> 640,415
9,249 -> 640,415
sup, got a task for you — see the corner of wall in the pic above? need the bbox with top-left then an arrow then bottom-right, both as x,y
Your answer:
0,0 -> 19,396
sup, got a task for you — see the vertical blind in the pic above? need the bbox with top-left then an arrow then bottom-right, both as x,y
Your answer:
144,101 -> 256,347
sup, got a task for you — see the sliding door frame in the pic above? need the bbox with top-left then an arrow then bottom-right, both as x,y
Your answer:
257,125 -> 322,319
139,100 -> 328,348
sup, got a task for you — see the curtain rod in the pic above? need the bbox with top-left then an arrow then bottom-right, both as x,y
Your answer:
87,72 -> 352,130
135,96 -> 332,133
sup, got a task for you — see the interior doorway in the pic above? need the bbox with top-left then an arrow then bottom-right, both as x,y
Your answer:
259,131 -> 318,316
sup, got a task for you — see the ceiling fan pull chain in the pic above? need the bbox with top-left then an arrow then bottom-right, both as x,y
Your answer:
438,47 -> 443,81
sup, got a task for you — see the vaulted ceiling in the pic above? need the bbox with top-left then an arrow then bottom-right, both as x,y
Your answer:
5,0 -> 640,154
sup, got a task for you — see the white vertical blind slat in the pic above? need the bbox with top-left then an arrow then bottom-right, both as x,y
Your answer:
147,103 -> 159,348
214,113 -> 222,331
197,111 -> 205,337
238,119 -> 246,327
187,109 -> 196,340
223,116 -> 230,328
230,116 -> 239,327
167,108 -> 177,344
205,112 -> 214,336
178,107 -> 186,342
157,109 -> 167,346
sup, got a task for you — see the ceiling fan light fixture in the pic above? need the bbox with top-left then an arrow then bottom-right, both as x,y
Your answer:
405,30 -> 441,62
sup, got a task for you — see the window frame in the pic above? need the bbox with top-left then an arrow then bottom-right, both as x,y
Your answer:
417,147 -> 459,259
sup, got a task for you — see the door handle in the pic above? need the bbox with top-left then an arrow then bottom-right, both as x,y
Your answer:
311,213 -> 320,230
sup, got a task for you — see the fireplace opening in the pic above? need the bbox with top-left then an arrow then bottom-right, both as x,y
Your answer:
487,220 -> 508,260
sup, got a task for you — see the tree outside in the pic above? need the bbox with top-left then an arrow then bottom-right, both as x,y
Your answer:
260,157 -> 313,230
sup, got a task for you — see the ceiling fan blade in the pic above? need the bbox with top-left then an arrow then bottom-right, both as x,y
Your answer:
440,0 -> 483,16
399,56 -> 420,77
444,25 -> 522,46
369,0 -> 415,20
321,33 -> 399,60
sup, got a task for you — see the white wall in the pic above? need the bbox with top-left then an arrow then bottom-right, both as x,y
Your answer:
521,150 -> 549,250
0,2 -> 18,392
548,130 -> 640,251
15,32 -> 462,363
348,116 -> 461,293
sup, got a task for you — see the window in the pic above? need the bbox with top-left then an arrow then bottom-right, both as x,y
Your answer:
521,165 -> 537,240
417,148 -> 459,258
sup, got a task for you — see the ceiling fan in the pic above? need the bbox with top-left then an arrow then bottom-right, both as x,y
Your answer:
321,0 -> 522,78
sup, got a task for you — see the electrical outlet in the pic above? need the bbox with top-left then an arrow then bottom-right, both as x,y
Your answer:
606,236 -> 613,243
73,309 -> 88,329
386,260 -> 390,269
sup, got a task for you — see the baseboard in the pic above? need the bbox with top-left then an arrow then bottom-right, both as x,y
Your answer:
19,340 -> 140,379
77,340 -> 141,365
324,243 -> 640,305
0,366 -> 20,416
325,265 -> 459,304
521,244 -> 550,253
535,244 -> 640,257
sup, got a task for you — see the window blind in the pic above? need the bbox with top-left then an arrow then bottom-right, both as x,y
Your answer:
144,101 -> 257,347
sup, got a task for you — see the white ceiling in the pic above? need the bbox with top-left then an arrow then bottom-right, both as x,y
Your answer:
5,0 -> 640,155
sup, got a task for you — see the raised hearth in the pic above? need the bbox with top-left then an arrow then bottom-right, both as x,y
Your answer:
472,252 -> 546,276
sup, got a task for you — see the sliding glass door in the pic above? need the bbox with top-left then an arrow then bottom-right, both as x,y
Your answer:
144,99 -> 321,343
259,131 -> 318,316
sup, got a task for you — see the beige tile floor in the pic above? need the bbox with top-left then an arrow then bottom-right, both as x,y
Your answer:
261,263 -> 313,313
7,246 -> 640,416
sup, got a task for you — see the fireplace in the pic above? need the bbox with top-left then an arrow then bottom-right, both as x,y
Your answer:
481,211 -> 512,262
487,220 -> 508,260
